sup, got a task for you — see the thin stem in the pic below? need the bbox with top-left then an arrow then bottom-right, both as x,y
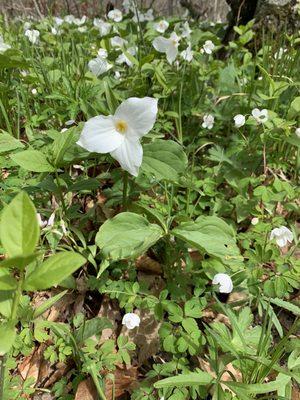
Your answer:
55,172 -> 67,217
0,355 -> 7,399
122,171 -> 129,211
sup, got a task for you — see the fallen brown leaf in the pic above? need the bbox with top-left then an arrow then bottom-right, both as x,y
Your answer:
104,366 -> 138,399
75,378 -> 97,400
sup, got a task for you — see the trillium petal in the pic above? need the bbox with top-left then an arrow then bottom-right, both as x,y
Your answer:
114,97 -> 158,138
276,237 -> 287,247
77,115 -> 124,153
153,37 -> 170,53
110,138 -> 143,176
166,45 -> 178,64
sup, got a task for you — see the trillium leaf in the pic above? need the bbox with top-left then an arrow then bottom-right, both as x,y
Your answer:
11,149 -> 56,172
154,371 -> 213,388
172,216 -> 242,264
142,140 -> 187,182
96,212 -> 163,261
0,192 -> 40,258
0,268 -> 17,290
0,322 -> 16,356
23,252 -> 86,291
0,133 -> 24,154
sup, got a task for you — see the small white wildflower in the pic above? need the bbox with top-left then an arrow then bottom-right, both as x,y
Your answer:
122,313 -> 140,329
251,108 -> 268,124
88,58 -> 113,77
202,114 -> 214,129
144,8 -> 154,21
73,16 -> 86,26
270,226 -> 293,248
212,273 -> 233,294
110,36 -> 127,48
54,17 -> 64,26
25,29 -> 40,44
116,47 -> 136,67
97,48 -> 108,58
295,128 -> 300,138
181,21 -> 192,38
152,31 -> 180,64
31,88 -> 37,95
154,20 -> 169,33
108,9 -> 123,22
234,114 -> 245,128
64,15 -> 75,24
202,40 -> 215,54
251,217 -> 259,225
181,44 -> 193,62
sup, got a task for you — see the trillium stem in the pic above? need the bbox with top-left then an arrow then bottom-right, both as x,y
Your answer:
122,171 -> 129,211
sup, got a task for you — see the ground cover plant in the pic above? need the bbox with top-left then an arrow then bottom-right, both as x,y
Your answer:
0,2 -> 300,399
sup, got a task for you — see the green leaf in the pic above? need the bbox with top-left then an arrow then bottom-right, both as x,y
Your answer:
0,192 -> 40,258
154,371 -> 213,388
0,268 -> 17,290
11,149 -> 56,172
0,254 -> 38,270
224,374 -> 291,395
0,322 -> 16,355
74,317 -> 112,343
269,297 -> 300,316
33,290 -> 68,319
173,216 -> 242,264
291,96 -> 300,112
142,140 -> 187,182
96,212 -> 163,261
24,252 -> 86,290
52,129 -> 77,167
0,132 -> 24,154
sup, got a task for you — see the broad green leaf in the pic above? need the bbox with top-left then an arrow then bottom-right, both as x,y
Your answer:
24,252 -> 86,290
142,140 -> 187,182
0,133 -> 24,154
0,322 -> 16,355
96,212 -> 163,261
173,216 -> 242,264
11,149 -> 56,172
0,253 -> 38,270
291,96 -> 300,112
269,297 -> 300,316
0,268 -> 17,290
0,192 -> 40,258
52,128 -> 78,167
74,317 -> 112,343
0,291 -> 13,318
154,371 -> 213,388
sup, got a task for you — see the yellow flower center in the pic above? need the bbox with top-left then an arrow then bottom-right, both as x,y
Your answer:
115,119 -> 128,134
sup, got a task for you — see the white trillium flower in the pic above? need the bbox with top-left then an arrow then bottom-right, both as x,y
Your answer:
97,48 -> 108,58
88,57 -> 112,77
93,19 -> 112,36
181,21 -> 192,38
78,26 -> 87,33
152,32 -> 180,64
202,40 -> 215,54
111,36 -> 127,48
144,8 -> 154,21
108,9 -> 123,22
73,16 -> 86,26
116,47 -> 136,67
64,15 -> 75,24
252,108 -> 268,124
181,44 -> 193,62
0,36 -> 11,53
212,273 -> 233,294
234,114 -> 245,128
295,128 -> 300,138
77,97 -> 158,176
122,313 -> 140,329
202,114 -> 214,129
154,20 -> 169,33
132,9 -> 145,23
270,226 -> 293,248
115,71 -> 121,80
54,17 -> 64,26
25,29 -> 40,44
